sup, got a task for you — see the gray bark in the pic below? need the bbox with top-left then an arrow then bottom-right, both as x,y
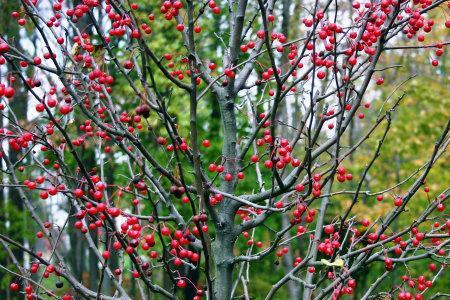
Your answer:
212,89 -> 239,299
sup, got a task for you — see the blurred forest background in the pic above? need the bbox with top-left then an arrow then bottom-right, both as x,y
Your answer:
0,0 -> 449,299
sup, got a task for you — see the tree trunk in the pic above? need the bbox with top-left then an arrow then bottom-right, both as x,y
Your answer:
281,215 -> 300,299
212,224 -> 235,300
88,230 -> 99,290
211,92 -> 239,299
2,21 -> 28,298
102,154 -> 116,296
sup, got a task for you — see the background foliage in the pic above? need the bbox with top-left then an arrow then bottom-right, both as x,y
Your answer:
0,0 -> 449,299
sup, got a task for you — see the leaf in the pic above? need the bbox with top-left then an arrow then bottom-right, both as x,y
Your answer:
91,44 -> 106,67
71,43 -> 80,56
320,257 -> 344,268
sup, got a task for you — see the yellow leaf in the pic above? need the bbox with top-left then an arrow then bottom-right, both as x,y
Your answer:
71,43 -> 80,56
320,257 -> 344,268
91,44 -> 106,67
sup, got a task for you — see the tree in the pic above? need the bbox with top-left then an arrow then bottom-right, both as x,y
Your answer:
0,0 -> 449,299
0,1 -> 31,298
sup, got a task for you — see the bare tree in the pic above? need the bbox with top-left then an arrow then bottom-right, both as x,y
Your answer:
0,0 -> 449,299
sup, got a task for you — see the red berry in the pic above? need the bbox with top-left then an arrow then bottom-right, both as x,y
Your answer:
251,155 -> 259,163
9,283 -> 19,292
123,60 -> 133,69
102,250 -> 110,259
176,24 -> 185,31
295,184 -> 305,192
36,103 -> 45,112
177,279 -> 186,288
0,43 -> 10,53
4,87 -> 15,98
264,160 -> 273,169
317,70 -> 326,79
74,189 -> 84,198
324,225 -> 334,234
394,197 -> 403,206
33,57 -> 42,65
202,139 -> 211,147
161,226 -> 171,236
60,105 -> 72,115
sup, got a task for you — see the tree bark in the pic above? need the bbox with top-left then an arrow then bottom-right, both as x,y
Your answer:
211,91 -> 239,299
2,21 -> 28,299
212,209 -> 236,300
212,230 -> 235,300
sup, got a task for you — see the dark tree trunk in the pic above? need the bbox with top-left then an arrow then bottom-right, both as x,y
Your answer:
0,14 -> 28,297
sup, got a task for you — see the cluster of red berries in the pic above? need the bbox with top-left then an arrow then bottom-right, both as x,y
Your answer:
261,136 -> 301,170
330,277 -> 357,299
319,228 -> 341,256
336,166 -> 353,182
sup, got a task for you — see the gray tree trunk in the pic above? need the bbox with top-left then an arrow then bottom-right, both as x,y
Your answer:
211,91 -> 239,299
